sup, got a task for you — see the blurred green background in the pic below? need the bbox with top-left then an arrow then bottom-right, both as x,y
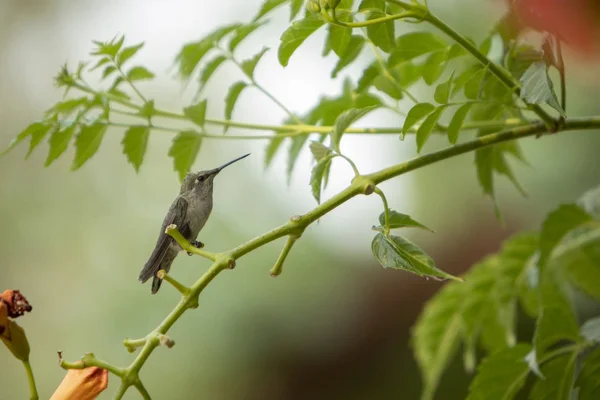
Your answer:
1,1 -> 599,399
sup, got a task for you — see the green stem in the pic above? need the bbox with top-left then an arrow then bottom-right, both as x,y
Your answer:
134,381 -> 152,400
373,187 -> 390,236
340,154 -> 360,176
556,40 -> 567,114
113,60 -> 148,104
270,235 -> 299,277
322,8 -> 420,27
22,360 -> 38,400
114,381 -> 129,400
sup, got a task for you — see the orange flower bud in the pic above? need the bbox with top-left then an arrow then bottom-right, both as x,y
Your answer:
1,290 -> 33,362
50,368 -> 108,400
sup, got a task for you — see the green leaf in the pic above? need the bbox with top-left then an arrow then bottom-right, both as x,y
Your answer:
48,97 -> 89,116
287,135 -> 309,181
389,32 -> 448,66
240,47 -> 269,78
45,124 -> 77,166
575,348 -> 600,400
127,66 -> 154,81
434,71 -> 454,104
357,62 -> 379,92
412,282 -> 465,400
331,35 -> 365,78
330,106 -> 377,152
224,82 -> 249,132
539,204 -> 593,268
91,35 -> 125,57
175,24 -> 240,79
530,352 -> 577,400
198,55 -> 227,89
466,344 -> 531,400
290,0 -> 304,20
229,21 -> 267,52
265,136 -> 285,168
253,0 -> 287,21
71,124 -> 107,170
402,103 -> 435,137
1,122 -> 52,157
373,74 -> 403,100
417,107 -> 444,152
311,154 -> 336,203
327,10 -> 353,57
168,131 -> 202,181
520,61 -> 566,116
422,50 -> 449,85
116,42 -> 144,66
447,103 -> 472,144
375,210 -> 433,232
122,125 -> 149,172
464,68 -> 486,100
102,65 -> 117,79
371,233 -> 462,281
138,100 -> 157,120
278,14 -> 325,66
90,57 -> 110,71
309,141 -> 332,161
183,100 -> 208,128
366,8 -> 395,53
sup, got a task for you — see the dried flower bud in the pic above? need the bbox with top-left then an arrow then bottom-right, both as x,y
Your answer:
1,290 -> 32,361
0,290 -> 33,318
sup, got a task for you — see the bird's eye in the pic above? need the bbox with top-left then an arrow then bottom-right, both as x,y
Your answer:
197,175 -> 205,182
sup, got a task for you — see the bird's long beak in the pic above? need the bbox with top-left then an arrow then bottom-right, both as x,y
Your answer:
216,153 -> 250,173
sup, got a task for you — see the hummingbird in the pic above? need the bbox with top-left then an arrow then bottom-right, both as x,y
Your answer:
138,153 -> 250,294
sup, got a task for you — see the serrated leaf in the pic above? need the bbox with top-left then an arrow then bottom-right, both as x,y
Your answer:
402,103 -> 435,136
127,66 -> 154,81
412,281 -> 465,400
366,9 -> 395,53
122,125 -> 149,172
253,0 -> 287,21
389,32 -> 448,66
530,352 -> 577,400
168,131 -> 202,181
224,82 -> 249,132
539,204 -> 593,268
198,55 -> 227,89
371,233 -> 462,281
417,107 -> 443,152
575,348 -> 600,399
328,10 -> 353,57
422,50 -> 449,85
175,24 -> 240,79
241,47 -> 269,78
71,124 -> 107,170
311,154 -> 335,203
46,97 -> 89,117
91,35 -> 125,57
278,14 -> 325,67
138,100 -> 157,120
520,61 -> 565,116
90,57 -> 110,71
466,344 -> 531,400
45,124 -> 77,166
117,42 -> 144,66
434,71 -> 454,104
375,210 -> 433,232
331,106 -> 377,152
309,141 -> 332,161
184,100 -> 208,127
265,136 -> 285,168
331,35 -> 365,78
447,103 -> 472,144
229,21 -> 267,52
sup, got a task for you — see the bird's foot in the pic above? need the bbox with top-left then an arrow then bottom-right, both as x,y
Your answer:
187,240 -> 204,256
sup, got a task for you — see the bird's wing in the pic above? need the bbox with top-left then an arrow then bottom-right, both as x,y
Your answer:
138,196 -> 188,283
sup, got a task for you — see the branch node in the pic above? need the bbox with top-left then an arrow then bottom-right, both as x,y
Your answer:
158,334 -> 175,348
123,338 -> 146,353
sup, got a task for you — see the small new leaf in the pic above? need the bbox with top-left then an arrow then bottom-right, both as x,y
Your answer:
72,124 -> 107,170
127,66 -> 155,81
309,141 -> 332,161
278,14 -> 325,66
331,106 -> 377,152
117,42 -> 144,66
122,126 -> 149,172
371,233 -> 462,281
310,154 -> 336,203
241,48 -> 269,79
168,131 -> 202,181
375,210 -> 433,232
184,100 -> 208,128
224,82 -> 249,132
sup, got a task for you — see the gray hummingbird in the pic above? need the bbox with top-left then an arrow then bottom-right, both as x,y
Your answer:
138,153 -> 250,294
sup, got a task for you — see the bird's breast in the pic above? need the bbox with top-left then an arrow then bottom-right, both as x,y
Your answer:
186,197 -> 213,238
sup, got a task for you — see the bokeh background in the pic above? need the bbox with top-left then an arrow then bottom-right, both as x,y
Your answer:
1,0 -> 599,399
